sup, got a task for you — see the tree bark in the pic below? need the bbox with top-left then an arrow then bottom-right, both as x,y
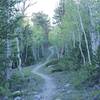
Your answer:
77,4 -> 92,65
32,46 -> 37,61
24,46 -> 28,64
55,46 -> 60,59
88,5 -> 99,54
72,32 -> 76,48
78,32 -> 86,65
75,20 -> 86,65
41,45 -> 44,57
6,38 -> 12,80
16,37 -> 24,76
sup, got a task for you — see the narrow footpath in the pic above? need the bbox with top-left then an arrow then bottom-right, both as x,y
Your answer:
32,47 -> 56,100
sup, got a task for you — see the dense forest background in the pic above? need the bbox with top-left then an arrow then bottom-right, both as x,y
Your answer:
0,0 -> 100,99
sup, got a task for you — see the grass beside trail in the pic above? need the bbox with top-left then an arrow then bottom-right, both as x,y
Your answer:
41,59 -> 100,100
9,66 -> 44,99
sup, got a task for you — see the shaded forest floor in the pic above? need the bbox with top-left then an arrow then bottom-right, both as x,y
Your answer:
38,60 -> 100,100
9,65 -> 44,100
10,61 -> 100,100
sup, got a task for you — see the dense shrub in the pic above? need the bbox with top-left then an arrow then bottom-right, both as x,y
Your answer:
0,86 -> 7,96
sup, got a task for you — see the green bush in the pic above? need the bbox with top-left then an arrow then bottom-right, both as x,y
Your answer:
0,86 -> 7,96
71,63 -> 100,88
11,74 -> 23,84
52,57 -> 81,72
68,68 -> 89,88
46,56 -> 99,88
91,90 -> 100,97
45,59 -> 58,67
45,57 -> 81,73
85,66 -> 100,87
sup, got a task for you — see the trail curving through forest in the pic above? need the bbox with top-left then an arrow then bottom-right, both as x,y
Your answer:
32,47 -> 56,100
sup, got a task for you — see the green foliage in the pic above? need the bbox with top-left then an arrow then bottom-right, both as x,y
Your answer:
53,0 -> 65,25
0,82 -> 10,96
32,12 -> 50,46
91,90 -> 100,97
0,0 -> 23,98
32,25 -> 45,45
0,0 -> 99,98
46,56 -> 98,88
45,59 -> 58,67
65,64 -> 96,88
0,86 -> 7,96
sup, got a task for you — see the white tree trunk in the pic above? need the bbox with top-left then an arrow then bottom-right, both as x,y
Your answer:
41,45 -> 44,57
77,4 -> 92,65
24,46 -> 28,64
55,46 -> 60,59
16,37 -> 24,76
60,47 -> 64,58
64,44 -> 68,55
37,45 -> 40,60
6,39 -> 12,80
75,21 -> 86,65
72,32 -> 76,48
78,32 -> 86,65
88,5 -> 100,54
32,46 -> 37,61
79,44 -> 86,65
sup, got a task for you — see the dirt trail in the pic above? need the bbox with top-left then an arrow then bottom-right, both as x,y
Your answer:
32,47 -> 56,100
